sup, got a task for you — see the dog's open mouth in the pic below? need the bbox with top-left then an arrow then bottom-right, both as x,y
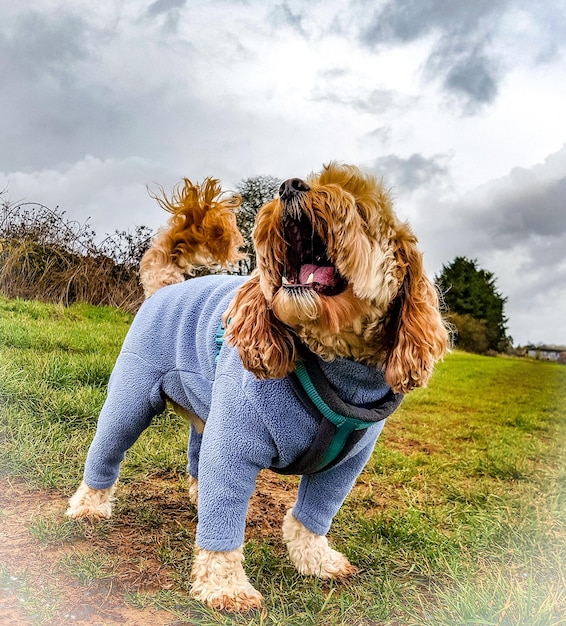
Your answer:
282,213 -> 347,296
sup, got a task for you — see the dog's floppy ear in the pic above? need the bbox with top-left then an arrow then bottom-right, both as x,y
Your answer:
383,234 -> 448,393
224,273 -> 298,380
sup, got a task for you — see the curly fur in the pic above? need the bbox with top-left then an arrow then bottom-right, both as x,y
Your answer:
140,177 -> 245,297
190,546 -> 264,612
70,162 -> 449,612
66,480 -> 116,519
282,508 -> 357,578
223,162 -> 448,392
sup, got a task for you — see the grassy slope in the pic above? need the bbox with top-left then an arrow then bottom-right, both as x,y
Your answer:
0,296 -> 565,625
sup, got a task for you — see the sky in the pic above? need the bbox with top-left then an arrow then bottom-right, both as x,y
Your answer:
1,0 -> 565,347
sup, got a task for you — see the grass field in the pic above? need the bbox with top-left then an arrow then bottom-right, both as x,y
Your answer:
1,295 -> 565,625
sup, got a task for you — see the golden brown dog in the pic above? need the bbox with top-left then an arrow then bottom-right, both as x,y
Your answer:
67,163 -> 448,612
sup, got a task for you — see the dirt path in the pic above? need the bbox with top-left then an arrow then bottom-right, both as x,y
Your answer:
0,473 -> 297,625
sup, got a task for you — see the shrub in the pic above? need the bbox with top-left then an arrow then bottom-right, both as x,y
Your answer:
0,197 -> 151,313
448,313 -> 490,354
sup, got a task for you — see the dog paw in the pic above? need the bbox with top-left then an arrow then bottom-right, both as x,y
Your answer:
195,584 -> 264,613
187,474 -> 198,507
190,546 -> 263,612
282,509 -> 358,579
66,480 -> 116,520
304,545 -> 358,579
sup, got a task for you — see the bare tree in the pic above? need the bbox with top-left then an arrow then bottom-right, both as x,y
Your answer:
235,175 -> 281,274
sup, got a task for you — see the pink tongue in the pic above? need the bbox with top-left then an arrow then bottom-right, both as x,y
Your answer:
299,264 -> 335,286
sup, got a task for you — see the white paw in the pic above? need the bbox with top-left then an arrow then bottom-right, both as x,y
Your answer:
66,480 -> 116,520
187,474 -> 198,507
190,546 -> 263,612
282,509 -> 357,579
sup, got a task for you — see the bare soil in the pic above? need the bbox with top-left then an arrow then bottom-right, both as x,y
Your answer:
0,472 -> 298,625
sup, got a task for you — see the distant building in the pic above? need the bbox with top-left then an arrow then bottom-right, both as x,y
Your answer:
525,345 -> 566,363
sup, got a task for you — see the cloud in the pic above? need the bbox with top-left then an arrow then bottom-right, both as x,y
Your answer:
0,9 -> 91,80
357,0 -> 504,75
411,145 -> 566,345
0,156 -> 173,237
425,31 -> 500,112
357,0 -> 565,113
0,7 -> 138,170
0,3 -> 256,173
311,87 -> 415,116
360,0 -> 507,44
147,0 -> 187,17
360,0 -> 506,110
145,0 -> 188,32
458,146 -> 566,250
370,153 -> 451,192
268,3 -> 307,36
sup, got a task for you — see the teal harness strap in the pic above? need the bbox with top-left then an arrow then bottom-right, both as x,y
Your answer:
293,361 -> 373,472
214,323 -> 397,475
214,323 -> 226,364
293,362 -> 374,431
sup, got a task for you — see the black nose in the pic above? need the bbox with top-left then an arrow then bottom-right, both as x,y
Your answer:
279,178 -> 310,201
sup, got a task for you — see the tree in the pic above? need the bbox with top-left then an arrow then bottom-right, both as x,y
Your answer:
435,256 -> 510,353
235,175 -> 281,274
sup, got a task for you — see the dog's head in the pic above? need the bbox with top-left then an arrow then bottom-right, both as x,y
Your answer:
225,163 -> 448,393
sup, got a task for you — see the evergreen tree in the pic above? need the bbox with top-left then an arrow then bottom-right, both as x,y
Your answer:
435,256 -> 510,353
235,175 -> 281,274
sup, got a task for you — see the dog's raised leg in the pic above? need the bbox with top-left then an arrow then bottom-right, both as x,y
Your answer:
66,480 -> 117,520
282,509 -> 358,578
190,546 -> 264,611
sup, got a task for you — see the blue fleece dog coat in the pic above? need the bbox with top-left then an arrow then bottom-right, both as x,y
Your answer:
83,275 -> 399,551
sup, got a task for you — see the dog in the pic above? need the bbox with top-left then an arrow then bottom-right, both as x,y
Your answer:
67,163 -> 448,612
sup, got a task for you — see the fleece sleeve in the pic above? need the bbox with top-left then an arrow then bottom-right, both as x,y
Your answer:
83,352 -> 165,490
292,421 -> 385,536
195,374 -> 276,552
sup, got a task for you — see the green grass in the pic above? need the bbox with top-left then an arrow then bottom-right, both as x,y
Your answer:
0,296 -> 187,487
58,548 -> 120,585
1,295 -> 565,625
0,564 -> 61,624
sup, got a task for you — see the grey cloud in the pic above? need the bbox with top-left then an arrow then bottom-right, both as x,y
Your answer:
443,54 -> 498,109
0,10 -> 90,80
460,162 -> 566,252
360,0 -> 507,47
363,126 -> 392,145
424,148 -> 566,317
358,0 -> 509,111
269,3 -> 307,36
311,86 -> 415,116
0,10 -> 120,170
371,153 -> 451,192
319,67 -> 348,80
147,0 -> 187,18
494,177 -> 566,239
426,32 -> 500,111
410,148 -> 566,345
0,4 -> 206,172
145,0 -> 187,32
